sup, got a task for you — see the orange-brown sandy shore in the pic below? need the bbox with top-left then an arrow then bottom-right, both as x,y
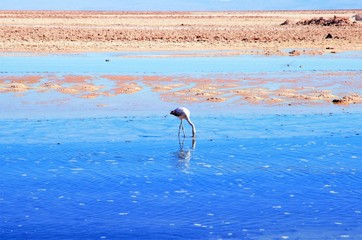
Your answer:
0,10 -> 361,53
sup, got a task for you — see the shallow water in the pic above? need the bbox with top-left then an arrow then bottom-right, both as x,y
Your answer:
1,113 -> 362,239
1,52 -> 362,239
1,51 -> 362,118
1,51 -> 362,75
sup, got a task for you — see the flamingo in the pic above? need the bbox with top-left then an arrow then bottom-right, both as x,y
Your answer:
170,107 -> 196,138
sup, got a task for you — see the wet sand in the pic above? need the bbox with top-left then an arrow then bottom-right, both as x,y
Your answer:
0,10 -> 361,53
0,52 -> 361,118
1,71 -> 361,111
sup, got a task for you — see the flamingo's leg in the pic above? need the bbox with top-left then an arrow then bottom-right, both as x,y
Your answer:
178,120 -> 182,137
181,121 -> 185,137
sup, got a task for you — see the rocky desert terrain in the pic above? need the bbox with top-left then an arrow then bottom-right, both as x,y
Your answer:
0,10 -> 361,53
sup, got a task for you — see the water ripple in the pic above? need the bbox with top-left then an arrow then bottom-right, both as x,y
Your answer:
1,114 -> 362,239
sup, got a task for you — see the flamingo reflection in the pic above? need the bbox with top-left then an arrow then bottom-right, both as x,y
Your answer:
175,136 -> 196,172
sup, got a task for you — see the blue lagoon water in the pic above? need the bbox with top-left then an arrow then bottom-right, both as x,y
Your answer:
1,51 -> 362,75
1,114 -> 362,239
1,52 -> 362,239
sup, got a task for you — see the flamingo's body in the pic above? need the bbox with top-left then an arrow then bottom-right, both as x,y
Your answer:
170,107 -> 196,138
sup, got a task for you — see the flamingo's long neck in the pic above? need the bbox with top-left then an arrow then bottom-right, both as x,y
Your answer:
185,117 -> 196,137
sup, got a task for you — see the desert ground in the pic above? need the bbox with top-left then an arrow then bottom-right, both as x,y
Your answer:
0,10 -> 361,53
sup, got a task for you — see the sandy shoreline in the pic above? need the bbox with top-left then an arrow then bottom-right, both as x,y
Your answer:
0,10 -> 361,53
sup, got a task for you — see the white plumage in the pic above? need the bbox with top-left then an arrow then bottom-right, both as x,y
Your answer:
170,107 -> 196,138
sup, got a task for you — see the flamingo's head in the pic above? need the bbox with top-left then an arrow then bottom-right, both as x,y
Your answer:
170,110 -> 181,117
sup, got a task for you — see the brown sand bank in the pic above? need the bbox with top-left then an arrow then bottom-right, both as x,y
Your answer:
0,10 -> 361,53
1,72 -> 361,107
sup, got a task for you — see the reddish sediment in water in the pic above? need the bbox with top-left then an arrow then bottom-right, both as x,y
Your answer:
1,72 -> 361,108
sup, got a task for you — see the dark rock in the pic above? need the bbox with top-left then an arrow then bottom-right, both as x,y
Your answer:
280,19 -> 290,25
325,33 -> 333,39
